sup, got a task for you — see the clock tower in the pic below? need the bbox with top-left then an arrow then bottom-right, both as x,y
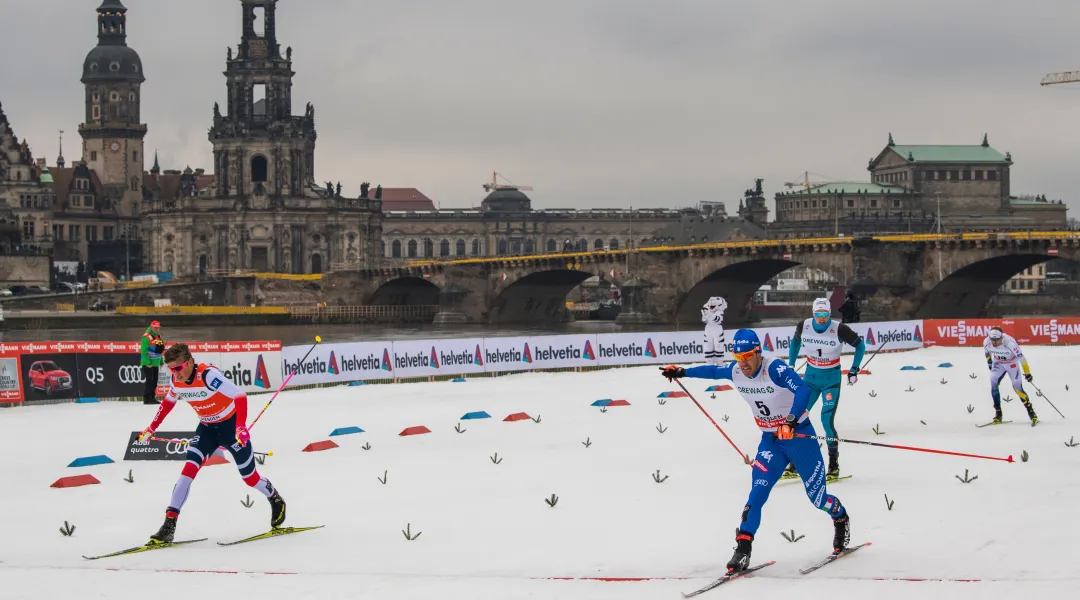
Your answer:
78,0 -> 146,219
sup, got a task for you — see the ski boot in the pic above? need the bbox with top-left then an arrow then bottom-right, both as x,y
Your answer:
149,513 -> 177,545
269,490 -> 287,528
780,463 -> 799,480
991,407 -> 1004,425
832,511 -> 850,554
826,454 -> 840,481
726,530 -> 753,573
1022,401 -> 1039,426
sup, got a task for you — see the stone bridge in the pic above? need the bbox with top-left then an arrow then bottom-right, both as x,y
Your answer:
318,232 -> 1080,325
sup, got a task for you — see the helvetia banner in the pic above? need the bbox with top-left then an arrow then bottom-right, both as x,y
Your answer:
844,320 -> 923,352
124,430 -> 197,461
481,334 -> 599,372
593,332 -> 703,366
391,338 -> 486,378
281,340 -> 393,387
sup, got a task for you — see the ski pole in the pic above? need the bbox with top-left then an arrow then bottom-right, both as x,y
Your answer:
1028,382 -> 1065,419
144,435 -> 273,458
673,379 -> 766,472
856,339 -> 889,371
249,335 -> 321,430
794,433 -> 1014,463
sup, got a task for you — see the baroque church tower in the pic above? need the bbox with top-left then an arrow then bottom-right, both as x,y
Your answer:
79,0 -> 145,222
210,0 -> 315,202
142,0 -> 381,277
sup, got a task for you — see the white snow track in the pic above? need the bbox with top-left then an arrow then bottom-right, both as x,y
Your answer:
1,345 -> 1076,599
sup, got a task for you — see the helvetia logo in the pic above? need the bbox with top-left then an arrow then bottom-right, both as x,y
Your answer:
644,338 -> 657,358
381,348 -> 393,371
253,354 -> 270,388
582,340 -> 596,360
763,333 -> 774,353
522,343 -> 533,363
327,351 -> 340,375
912,325 -> 922,342
474,344 -> 484,366
430,346 -> 441,369
865,328 -> 876,346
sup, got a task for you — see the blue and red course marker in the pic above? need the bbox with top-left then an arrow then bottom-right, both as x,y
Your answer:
330,426 -> 365,436
706,385 -> 734,392
843,368 -> 872,375
591,399 -> 612,407
657,391 -> 689,398
461,411 -> 491,420
504,412 -> 531,422
399,426 -> 432,436
51,475 -> 100,489
67,455 -> 114,467
607,400 -> 631,407
302,440 -> 340,452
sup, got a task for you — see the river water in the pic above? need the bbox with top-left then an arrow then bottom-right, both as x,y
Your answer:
0,320 -> 799,345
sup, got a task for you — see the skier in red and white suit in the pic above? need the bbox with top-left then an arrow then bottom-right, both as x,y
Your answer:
139,342 -> 286,544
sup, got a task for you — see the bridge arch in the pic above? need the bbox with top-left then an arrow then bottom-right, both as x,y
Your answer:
676,259 -> 800,324
367,276 -> 441,306
489,269 -> 594,323
916,254 -> 1059,319
675,256 -> 850,325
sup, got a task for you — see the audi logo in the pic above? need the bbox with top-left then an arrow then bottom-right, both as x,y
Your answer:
118,365 -> 145,384
166,439 -> 191,455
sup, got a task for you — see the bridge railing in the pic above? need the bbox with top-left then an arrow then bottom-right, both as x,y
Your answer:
400,231 -> 1080,268
403,236 -> 853,268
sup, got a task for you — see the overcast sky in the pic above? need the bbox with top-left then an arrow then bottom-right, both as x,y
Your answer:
3,0 -> 1080,218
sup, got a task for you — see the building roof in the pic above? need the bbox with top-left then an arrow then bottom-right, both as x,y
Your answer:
889,145 -> 1009,164
49,166 -> 105,207
379,188 -> 436,210
777,182 -> 911,197
143,170 -> 214,199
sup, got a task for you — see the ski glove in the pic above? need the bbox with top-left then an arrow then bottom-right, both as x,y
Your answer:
775,415 -> 797,440
847,371 -> 858,386
235,425 -> 251,448
139,427 -> 155,442
660,365 -> 685,381
1025,373 -> 1033,383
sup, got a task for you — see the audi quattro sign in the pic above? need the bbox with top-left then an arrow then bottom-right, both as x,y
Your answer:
124,430 -> 197,461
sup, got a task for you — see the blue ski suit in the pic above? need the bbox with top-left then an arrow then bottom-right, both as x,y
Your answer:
682,358 -> 846,535
788,318 -> 865,460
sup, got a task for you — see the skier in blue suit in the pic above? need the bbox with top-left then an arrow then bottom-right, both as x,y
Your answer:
785,297 -> 865,480
661,329 -> 851,573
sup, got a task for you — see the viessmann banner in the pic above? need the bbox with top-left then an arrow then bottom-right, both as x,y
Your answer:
0,340 -> 283,404
923,318 -> 1080,346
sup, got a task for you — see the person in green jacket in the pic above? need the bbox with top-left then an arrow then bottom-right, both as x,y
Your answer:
140,320 -> 165,405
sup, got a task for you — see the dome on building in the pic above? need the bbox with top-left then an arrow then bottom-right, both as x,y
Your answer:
481,188 -> 532,213
81,0 -> 144,83
40,167 -> 54,184
82,44 -> 144,83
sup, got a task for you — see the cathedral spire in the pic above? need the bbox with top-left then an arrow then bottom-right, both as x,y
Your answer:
150,150 -> 160,174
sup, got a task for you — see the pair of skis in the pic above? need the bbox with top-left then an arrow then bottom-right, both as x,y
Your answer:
81,525 -> 323,560
680,542 -> 871,598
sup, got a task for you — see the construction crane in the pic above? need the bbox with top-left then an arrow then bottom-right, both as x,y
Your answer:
1040,71 -> 1080,86
783,171 -> 837,189
482,171 -> 533,192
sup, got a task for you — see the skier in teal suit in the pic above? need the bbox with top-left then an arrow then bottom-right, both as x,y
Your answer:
784,297 -> 865,480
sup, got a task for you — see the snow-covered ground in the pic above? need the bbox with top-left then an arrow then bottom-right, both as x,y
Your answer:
1,346 -> 1077,599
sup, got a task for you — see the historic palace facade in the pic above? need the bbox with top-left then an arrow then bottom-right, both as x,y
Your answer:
0,2 -> 1070,278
